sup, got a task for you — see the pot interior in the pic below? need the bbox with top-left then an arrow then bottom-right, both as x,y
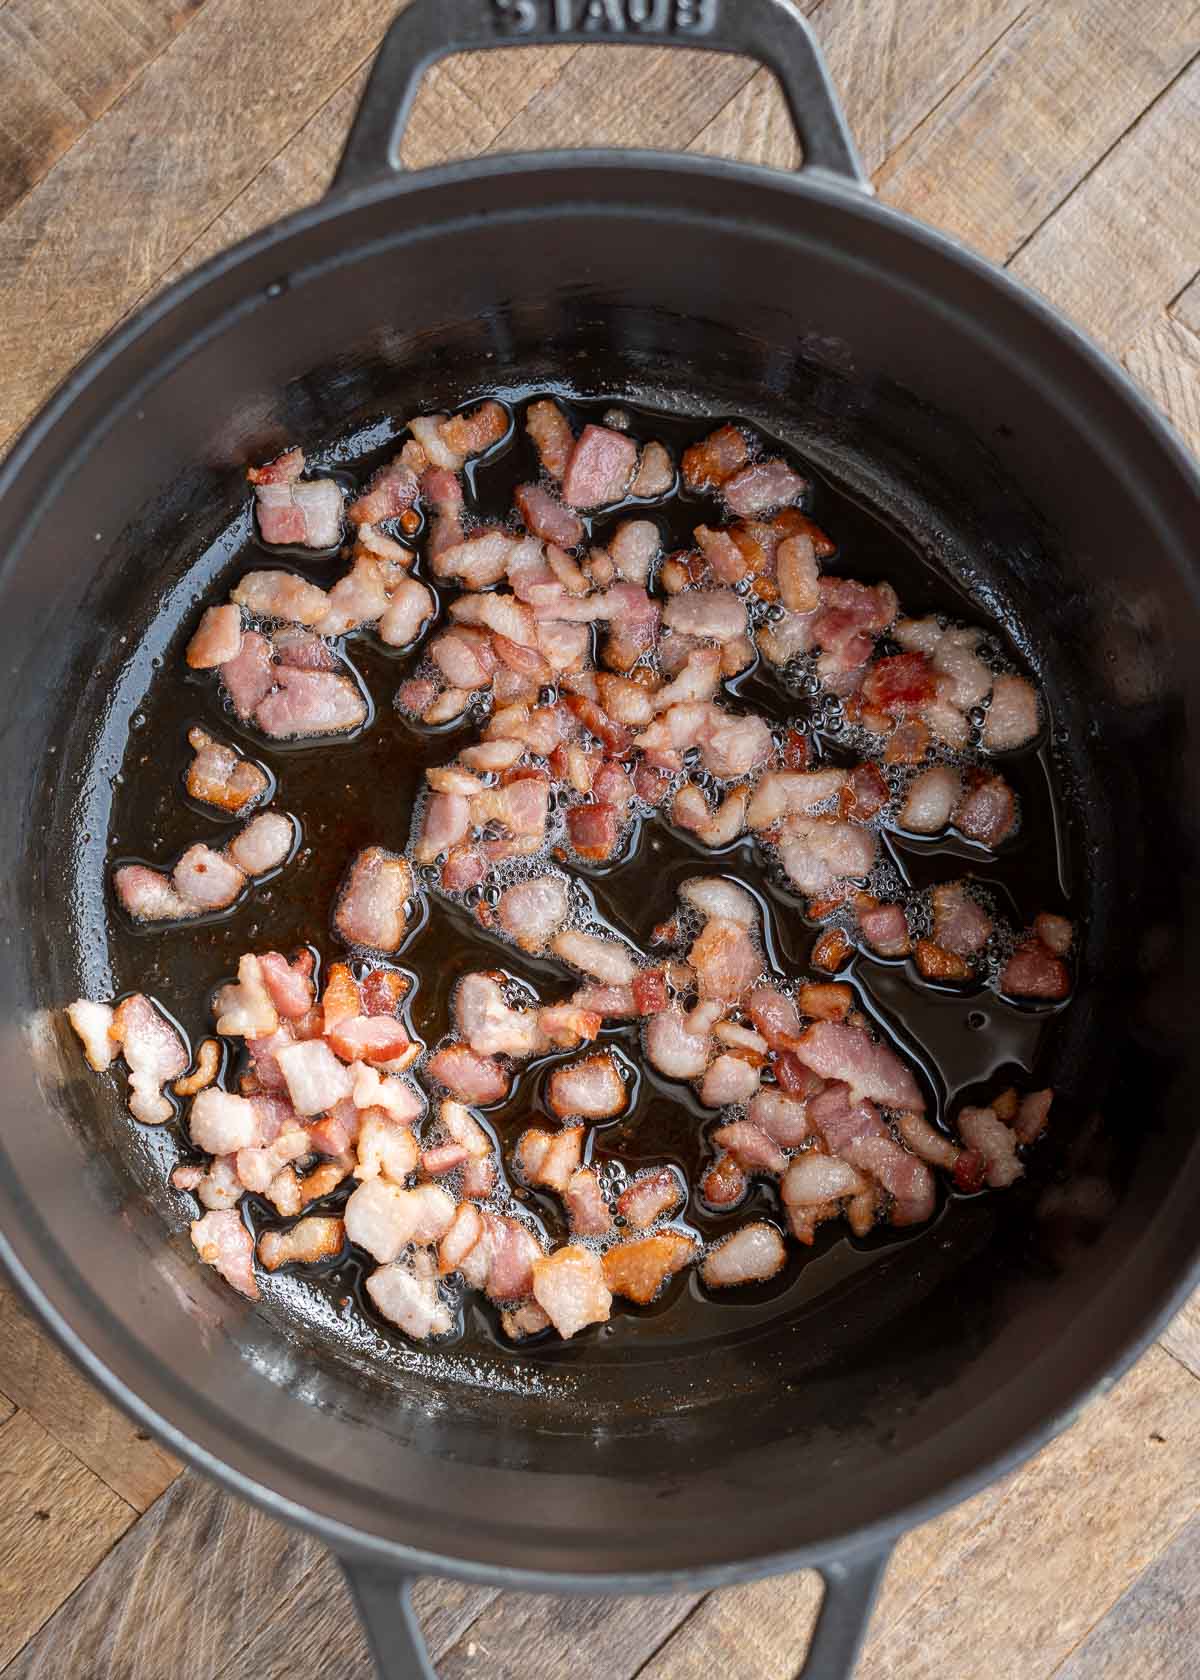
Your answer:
4,159 -> 1197,1577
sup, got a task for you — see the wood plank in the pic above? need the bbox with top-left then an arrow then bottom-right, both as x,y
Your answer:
1009,61 -> 1200,356
0,0 -> 211,218
876,0 -> 1199,263
0,1286 -> 178,1513
2,1471 -> 318,1680
1054,1508 -> 1200,1680
0,0 -> 402,450
854,1346 -> 1200,1678
434,1586 -> 699,1680
1170,268 -> 1200,338
0,1409 -> 134,1669
1158,1282 -> 1200,1382
1123,311 -> 1200,459
635,1573 -> 822,1680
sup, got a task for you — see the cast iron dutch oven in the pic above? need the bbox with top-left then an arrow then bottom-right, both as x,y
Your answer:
2,0 -> 1199,1674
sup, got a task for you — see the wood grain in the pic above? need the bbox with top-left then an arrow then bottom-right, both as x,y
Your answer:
876,0 -> 1199,262
0,0 -> 210,218
1158,1283 -> 1200,1381
0,1410 -> 134,1668
1055,1509 -> 1200,1680
1009,58 -> 1200,355
1173,269 -> 1200,336
0,1287 -> 177,1513
435,1586 -> 699,1680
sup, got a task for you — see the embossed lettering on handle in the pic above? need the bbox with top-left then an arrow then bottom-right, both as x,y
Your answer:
491,0 -> 719,37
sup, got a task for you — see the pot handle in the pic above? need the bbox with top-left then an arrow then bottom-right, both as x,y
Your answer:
332,0 -> 868,194
340,1541 -> 893,1679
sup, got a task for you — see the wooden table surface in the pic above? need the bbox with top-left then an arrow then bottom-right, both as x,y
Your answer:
1,0 -> 1199,1674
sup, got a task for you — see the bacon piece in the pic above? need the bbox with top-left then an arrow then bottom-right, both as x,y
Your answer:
352,1066 -> 423,1128
514,481 -> 584,548
954,770 -> 1016,847
601,580 -> 662,671
276,1039 -> 352,1116
776,533 -> 820,613
517,1124 -> 585,1193
230,569 -> 328,626
531,1245 -> 612,1339
712,1120 -> 785,1174
490,878 -> 567,956
557,1166 -> 609,1238
900,765 -> 961,833
439,399 -> 508,458
367,1257 -> 455,1340
631,440 -> 674,497
412,791 -> 470,867
856,898 -> 910,958
274,623 -> 348,669
562,801 -> 618,863
1014,1087 -> 1053,1145
616,1166 -> 684,1229
644,1006 -> 715,1079
257,1215 -> 344,1272
108,995 -> 187,1124
896,1110 -> 960,1170
326,1016 -> 413,1066
191,1210 -> 258,1299
345,1180 -> 456,1263
187,603 -> 243,669
212,953 -> 278,1040
547,1051 -> 627,1120
1001,940 -> 1070,1000
782,1151 -> 865,1216
700,1054 -> 761,1108
608,519 -> 659,586
662,589 -> 747,642
427,1043 -> 509,1104
795,1020 -> 924,1111
1034,913 -> 1073,956
450,590 -> 538,649
226,812 -> 294,878
172,1037 -> 220,1098
982,673 -> 1039,750
884,718 -> 932,765
254,666 -> 366,739
472,776 -> 551,840
351,1104 -> 418,1181
455,972 -> 545,1059
747,769 -> 847,830
526,398 -> 575,479
861,652 -> 936,717
702,1222 -> 786,1287
958,1105 -> 1023,1188
603,1231 -> 696,1304
746,985 -> 801,1048
111,861 -> 195,923
187,1087 -> 260,1154
811,927 -> 852,972
679,877 -> 760,931
747,1088 -> 811,1147
931,882 -> 992,956
689,917 -> 760,1005
534,1004 -> 600,1051
776,817 -> 878,896
550,929 -> 639,986
840,763 -> 890,825
722,459 -> 805,516
561,423 -> 638,509
335,847 -> 412,952
797,982 -> 853,1022
681,425 -> 750,492
345,457 -> 419,527
185,728 -> 267,815
169,844 -> 244,911
377,578 -> 435,647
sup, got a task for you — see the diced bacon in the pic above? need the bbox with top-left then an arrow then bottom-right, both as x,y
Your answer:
246,448 -> 305,487
531,1245 -> 612,1339
492,878 -> 568,957
500,1301 -> 551,1339
110,994 -> 188,1124
190,1155 -> 243,1210
700,1054 -> 761,1108
367,1258 -> 455,1340
896,1110 -> 960,1170
774,1051 -> 826,1100
702,710 -> 774,781
277,1039 -> 352,1116
795,1020 -> 924,1111
345,1179 -> 456,1262
188,1087 -> 261,1154
954,770 -> 1016,847
171,844 -> 245,910
1034,913 -> 1073,955
227,811 -> 294,878
254,666 -> 366,739
450,591 -> 538,648
551,929 -> 639,985
185,728 -> 268,814
930,883 -> 992,956
378,578 -> 435,647
547,1051 -> 627,1119
526,398 -> 575,479
250,467 -> 342,549
701,1155 -> 748,1207
274,624 -> 340,669
900,765 -> 961,833
615,1166 -> 683,1233
746,769 -> 847,829
535,1004 -> 600,1050
776,534 -> 820,613
776,818 -> 878,895
544,543 -> 590,597
326,1016 -> 413,1065
352,1104 -> 418,1181
644,1006 -> 714,1079
624,969 -> 665,1018
421,1142 -> 469,1175
428,626 -> 494,691
215,631 -> 273,722
591,673 -> 654,728
958,1105 -> 1023,1188
112,864 -> 196,923
564,1166 -> 612,1237
747,985 -> 801,1047
983,673 -> 1040,751
258,1213 -> 345,1272
516,1124 -> 585,1193
631,441 -> 674,498
67,999 -> 116,1073
601,580 -> 662,671
609,520 -> 659,585
427,1043 -> 509,1104
313,556 -> 389,637
334,847 -> 412,952
187,603 -> 243,670
712,1120 -> 784,1174
480,1213 -> 542,1302
566,801 -> 622,861
515,481 -> 585,548
681,425 -> 750,492
438,1202 -> 485,1275
839,764 -> 890,825
924,692 -> 970,749
1001,940 -> 1071,1000
414,792 -> 471,866
653,646 -> 723,713
747,1088 -> 811,1146
409,413 -> 464,471
355,522 -> 414,567
213,953 -> 279,1041
795,982 -> 852,1022
722,458 -> 805,516
1014,1087 -> 1053,1145
190,1210 -> 258,1299
812,926 -> 853,972
689,917 -> 761,1004
345,457 -> 420,528
433,531 -> 515,594
782,1152 -> 865,1209
171,1164 -> 205,1192
702,1222 -> 786,1288
418,466 -> 464,559
249,951 -> 311,1022
231,570 -> 329,626
756,607 -> 819,667
857,899 -> 910,958
440,400 -> 508,459
426,765 -> 486,798
663,589 -> 747,642
603,1230 -> 696,1304
455,972 -> 545,1059
630,761 -> 670,808
421,687 -> 470,724
884,718 -> 932,765
861,653 -> 936,717
353,1061 -> 424,1124
562,424 -> 638,509
472,776 -> 550,839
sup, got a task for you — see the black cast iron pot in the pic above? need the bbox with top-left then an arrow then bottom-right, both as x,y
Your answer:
2,2 -> 1198,1675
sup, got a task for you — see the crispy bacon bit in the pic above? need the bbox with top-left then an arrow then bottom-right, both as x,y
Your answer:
862,652 -> 936,717
185,727 -> 268,815
795,1020 -> 924,1112
701,1155 -> 748,1207
811,926 -> 853,972
531,1245 -> 612,1339
440,400 -> 508,459
427,1043 -> 509,1105
776,533 -> 820,613
702,1222 -> 786,1288
983,673 -> 1040,751
840,763 -> 890,823
566,801 -> 622,862
517,1124 -> 585,1193
1034,913 -> 1073,956
526,398 -> 575,480
616,1166 -> 684,1229
547,1051 -> 627,1120
603,1231 -> 696,1304
191,1210 -> 258,1299
958,1105 -> 1023,1188
885,718 -> 932,765
258,1215 -> 344,1272
187,603 -> 243,669
1001,939 -> 1071,1000
915,939 -> 972,982
67,999 -> 116,1072
172,1037 -> 220,1097
334,847 -> 412,952
110,994 -> 188,1124
797,982 -> 852,1022
631,440 -> 674,497
955,770 -> 1016,847
682,424 -> 750,492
